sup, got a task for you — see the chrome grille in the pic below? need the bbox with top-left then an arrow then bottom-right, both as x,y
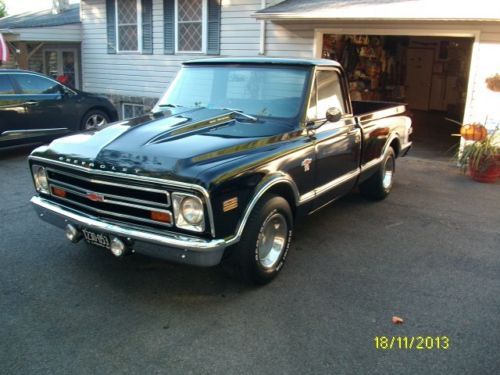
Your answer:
46,168 -> 172,228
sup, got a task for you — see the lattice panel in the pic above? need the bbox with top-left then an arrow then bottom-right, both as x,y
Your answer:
179,0 -> 203,21
178,22 -> 202,51
119,25 -> 138,51
118,0 -> 137,24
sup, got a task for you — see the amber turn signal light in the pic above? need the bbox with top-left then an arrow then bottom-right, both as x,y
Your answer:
52,186 -> 67,198
150,210 -> 172,223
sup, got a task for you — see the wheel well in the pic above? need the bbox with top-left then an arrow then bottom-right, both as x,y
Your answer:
266,183 -> 297,217
389,138 -> 401,157
85,106 -> 113,121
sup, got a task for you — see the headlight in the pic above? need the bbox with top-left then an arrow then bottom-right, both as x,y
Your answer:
172,193 -> 205,232
32,165 -> 49,193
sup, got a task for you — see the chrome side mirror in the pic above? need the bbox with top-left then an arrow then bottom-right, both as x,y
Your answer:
326,107 -> 342,123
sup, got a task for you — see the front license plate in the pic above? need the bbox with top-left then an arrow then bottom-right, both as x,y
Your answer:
82,228 -> 110,249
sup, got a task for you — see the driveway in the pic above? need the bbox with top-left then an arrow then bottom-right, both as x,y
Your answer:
1,146 -> 499,374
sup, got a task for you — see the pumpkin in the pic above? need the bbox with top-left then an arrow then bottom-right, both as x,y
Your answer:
485,74 -> 500,92
460,123 -> 488,141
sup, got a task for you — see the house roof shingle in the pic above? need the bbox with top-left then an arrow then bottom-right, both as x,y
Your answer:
255,0 -> 500,22
0,4 -> 80,29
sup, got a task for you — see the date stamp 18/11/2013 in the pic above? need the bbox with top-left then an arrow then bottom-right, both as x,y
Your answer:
374,336 -> 450,350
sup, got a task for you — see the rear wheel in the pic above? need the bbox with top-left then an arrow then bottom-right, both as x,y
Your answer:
222,194 -> 293,285
359,147 -> 396,200
81,109 -> 109,131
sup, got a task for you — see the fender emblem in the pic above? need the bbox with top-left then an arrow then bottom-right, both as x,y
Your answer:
301,158 -> 312,172
86,192 -> 105,202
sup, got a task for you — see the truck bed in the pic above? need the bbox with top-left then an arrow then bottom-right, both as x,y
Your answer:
352,100 -> 407,125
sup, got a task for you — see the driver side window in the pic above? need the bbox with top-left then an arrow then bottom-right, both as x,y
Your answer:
307,70 -> 345,121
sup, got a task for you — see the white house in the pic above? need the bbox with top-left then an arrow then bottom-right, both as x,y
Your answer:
2,0 -> 500,156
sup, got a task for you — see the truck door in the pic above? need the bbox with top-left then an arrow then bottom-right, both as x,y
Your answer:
308,69 -> 361,209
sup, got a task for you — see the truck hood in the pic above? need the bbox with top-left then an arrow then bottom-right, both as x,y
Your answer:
32,107 -> 298,184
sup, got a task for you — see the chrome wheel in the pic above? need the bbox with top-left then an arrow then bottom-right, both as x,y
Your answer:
383,155 -> 395,189
84,113 -> 107,130
257,212 -> 288,269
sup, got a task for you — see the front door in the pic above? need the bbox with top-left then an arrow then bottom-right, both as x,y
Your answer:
11,72 -> 73,139
406,48 -> 434,111
308,69 -> 361,209
44,49 -> 80,89
0,73 -> 29,147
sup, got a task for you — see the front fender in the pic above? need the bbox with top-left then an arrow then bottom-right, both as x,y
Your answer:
210,171 -> 300,241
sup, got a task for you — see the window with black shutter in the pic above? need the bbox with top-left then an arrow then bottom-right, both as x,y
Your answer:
163,0 -> 220,55
106,0 -> 153,54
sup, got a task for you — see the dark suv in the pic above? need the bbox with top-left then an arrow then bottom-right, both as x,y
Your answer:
0,70 -> 118,148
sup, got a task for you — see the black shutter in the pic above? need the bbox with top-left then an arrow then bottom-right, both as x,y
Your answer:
142,0 -> 153,54
164,0 -> 175,54
106,0 -> 117,54
207,0 -> 221,55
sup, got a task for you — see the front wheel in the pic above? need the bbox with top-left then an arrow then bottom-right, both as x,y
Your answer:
221,194 -> 293,285
359,147 -> 396,200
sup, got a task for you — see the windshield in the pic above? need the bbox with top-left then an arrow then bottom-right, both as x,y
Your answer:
154,65 -> 310,119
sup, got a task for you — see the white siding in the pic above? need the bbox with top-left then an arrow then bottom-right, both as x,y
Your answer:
8,24 -> 82,42
81,0 -> 262,99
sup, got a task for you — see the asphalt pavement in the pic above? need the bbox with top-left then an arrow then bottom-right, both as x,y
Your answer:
1,146 -> 499,374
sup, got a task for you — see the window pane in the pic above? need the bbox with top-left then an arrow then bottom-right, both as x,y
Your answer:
15,75 -> 60,94
178,22 -> 202,51
119,25 -> 139,51
117,0 -> 138,51
0,75 -> 15,95
160,66 -> 309,118
118,0 -> 137,24
316,71 -> 345,118
44,51 -> 58,80
179,0 -> 203,21
123,104 -> 145,119
62,52 -> 77,88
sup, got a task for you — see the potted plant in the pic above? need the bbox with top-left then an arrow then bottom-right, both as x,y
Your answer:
486,74 -> 500,92
457,127 -> 500,183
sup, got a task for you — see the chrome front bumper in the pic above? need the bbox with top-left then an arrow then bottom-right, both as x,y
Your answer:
31,196 -> 227,267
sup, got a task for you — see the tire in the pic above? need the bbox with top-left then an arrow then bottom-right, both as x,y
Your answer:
221,194 -> 294,285
359,147 -> 396,200
80,109 -> 110,131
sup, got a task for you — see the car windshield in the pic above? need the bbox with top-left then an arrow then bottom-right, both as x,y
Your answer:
154,65 -> 310,119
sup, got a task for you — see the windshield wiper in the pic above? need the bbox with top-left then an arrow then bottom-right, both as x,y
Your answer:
223,108 -> 258,122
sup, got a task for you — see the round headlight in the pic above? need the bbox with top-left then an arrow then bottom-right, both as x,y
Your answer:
34,166 -> 49,192
181,197 -> 204,225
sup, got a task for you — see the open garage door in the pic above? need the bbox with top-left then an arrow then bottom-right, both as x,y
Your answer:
321,34 -> 474,160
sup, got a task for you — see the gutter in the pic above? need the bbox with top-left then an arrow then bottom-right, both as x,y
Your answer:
259,0 -> 266,55
252,13 -> 500,22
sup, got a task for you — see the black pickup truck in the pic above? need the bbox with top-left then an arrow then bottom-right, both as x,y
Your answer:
29,58 -> 412,284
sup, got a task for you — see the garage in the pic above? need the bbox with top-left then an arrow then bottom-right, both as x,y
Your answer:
254,0 -> 500,161
320,34 -> 474,159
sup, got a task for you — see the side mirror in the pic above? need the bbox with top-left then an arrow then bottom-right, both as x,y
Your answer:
326,107 -> 342,123
59,85 -> 74,97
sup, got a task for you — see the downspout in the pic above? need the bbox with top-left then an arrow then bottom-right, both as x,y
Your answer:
259,0 -> 266,55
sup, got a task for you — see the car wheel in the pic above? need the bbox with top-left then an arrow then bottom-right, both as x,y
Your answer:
222,194 -> 293,285
81,109 -> 110,131
359,147 -> 396,200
